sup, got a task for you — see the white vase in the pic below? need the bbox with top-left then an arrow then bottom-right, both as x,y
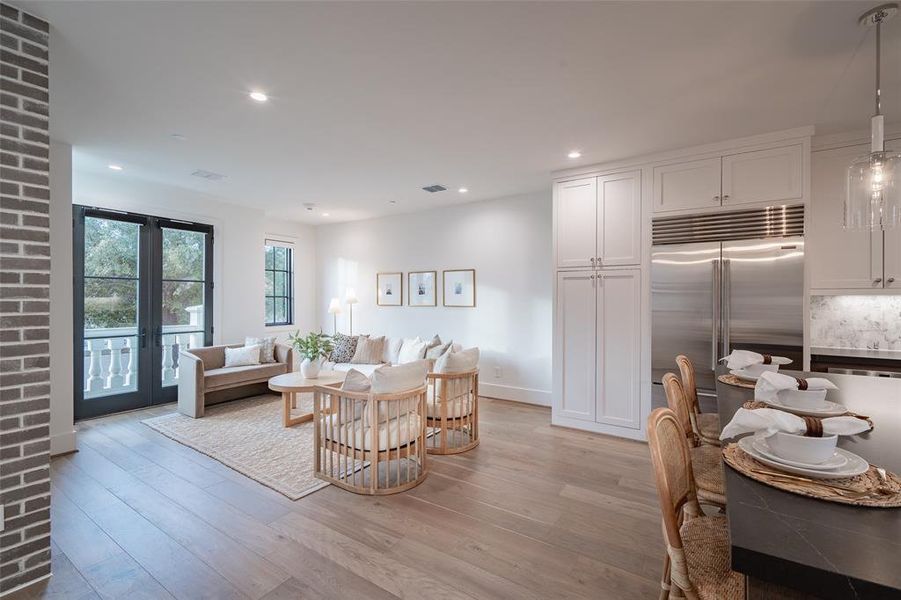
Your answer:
300,357 -> 320,379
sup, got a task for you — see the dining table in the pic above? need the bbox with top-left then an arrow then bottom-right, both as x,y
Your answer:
715,365 -> 901,600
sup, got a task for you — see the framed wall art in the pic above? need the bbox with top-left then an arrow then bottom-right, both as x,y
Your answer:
443,269 -> 476,307
408,271 -> 437,307
376,272 -> 403,306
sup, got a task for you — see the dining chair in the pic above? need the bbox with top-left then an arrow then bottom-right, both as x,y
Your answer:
648,408 -> 745,600
425,369 -> 479,454
313,384 -> 429,495
675,355 -> 722,446
662,373 -> 726,508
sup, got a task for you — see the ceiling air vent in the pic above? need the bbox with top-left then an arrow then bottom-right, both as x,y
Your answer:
421,184 -> 446,193
191,169 -> 226,181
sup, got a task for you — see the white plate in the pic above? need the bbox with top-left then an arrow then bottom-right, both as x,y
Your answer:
762,396 -> 848,418
751,436 -> 848,470
731,369 -> 759,382
737,436 -> 869,480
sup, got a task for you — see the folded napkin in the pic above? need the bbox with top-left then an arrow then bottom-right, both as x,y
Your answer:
754,371 -> 838,404
720,350 -> 789,370
720,407 -> 870,440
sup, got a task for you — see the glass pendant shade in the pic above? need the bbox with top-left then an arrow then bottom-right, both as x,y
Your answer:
845,150 -> 901,230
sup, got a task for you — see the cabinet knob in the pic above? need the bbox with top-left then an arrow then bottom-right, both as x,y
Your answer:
589,257 -> 595,266
874,278 -> 883,284
888,277 -> 896,284
596,256 -> 602,265
722,194 -> 730,201
713,195 -> 720,202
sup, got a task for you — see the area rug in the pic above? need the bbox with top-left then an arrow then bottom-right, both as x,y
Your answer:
142,394 -> 328,500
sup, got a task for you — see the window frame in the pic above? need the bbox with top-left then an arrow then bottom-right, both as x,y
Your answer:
264,241 -> 294,327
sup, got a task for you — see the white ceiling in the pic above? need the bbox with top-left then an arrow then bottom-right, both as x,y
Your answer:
18,1 -> 901,223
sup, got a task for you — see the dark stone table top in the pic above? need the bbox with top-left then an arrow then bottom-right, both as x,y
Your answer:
715,365 -> 901,599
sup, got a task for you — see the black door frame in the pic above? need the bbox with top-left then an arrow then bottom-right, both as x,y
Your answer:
73,206 -> 214,419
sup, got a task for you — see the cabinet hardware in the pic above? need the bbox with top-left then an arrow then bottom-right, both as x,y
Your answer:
596,256 -> 602,265
874,278 -> 883,284
590,257 -> 595,266
722,194 -> 730,201
888,277 -> 896,284
713,195 -> 721,202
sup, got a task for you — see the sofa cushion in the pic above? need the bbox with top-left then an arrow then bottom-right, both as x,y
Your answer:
205,362 -> 286,391
245,336 -> 277,363
189,345 -> 229,370
351,335 -> 385,364
398,337 -> 428,364
382,337 -> 403,364
224,345 -> 261,367
330,332 -> 358,363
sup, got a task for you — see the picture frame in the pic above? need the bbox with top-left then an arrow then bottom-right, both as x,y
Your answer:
408,271 -> 437,307
376,272 -> 403,306
443,269 -> 476,307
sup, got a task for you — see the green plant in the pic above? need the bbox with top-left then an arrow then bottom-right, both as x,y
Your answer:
288,330 -> 334,361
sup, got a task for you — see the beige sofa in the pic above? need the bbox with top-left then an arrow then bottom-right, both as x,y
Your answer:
177,343 -> 293,418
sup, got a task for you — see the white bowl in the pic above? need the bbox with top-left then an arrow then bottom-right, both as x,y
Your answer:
776,388 -> 828,410
743,363 -> 779,377
767,432 -> 837,465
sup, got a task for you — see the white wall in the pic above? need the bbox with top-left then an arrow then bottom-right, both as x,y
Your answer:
49,141 -> 75,455
316,191 -> 553,405
74,172 -> 317,346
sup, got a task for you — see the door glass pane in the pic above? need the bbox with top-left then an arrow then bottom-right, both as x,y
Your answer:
161,226 -> 209,388
83,217 -> 140,399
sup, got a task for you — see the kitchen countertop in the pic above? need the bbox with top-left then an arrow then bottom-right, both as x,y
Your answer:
716,365 -> 901,599
809,346 -> 901,362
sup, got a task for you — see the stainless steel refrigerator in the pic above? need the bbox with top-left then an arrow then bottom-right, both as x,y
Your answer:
651,205 -> 805,410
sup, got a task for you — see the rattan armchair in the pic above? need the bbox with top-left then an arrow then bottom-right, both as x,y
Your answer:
425,369 -> 479,454
675,355 -> 722,446
648,408 -> 745,600
313,384 -> 428,495
661,373 -> 726,508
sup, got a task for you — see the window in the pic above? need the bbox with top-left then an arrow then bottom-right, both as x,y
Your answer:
264,240 -> 293,326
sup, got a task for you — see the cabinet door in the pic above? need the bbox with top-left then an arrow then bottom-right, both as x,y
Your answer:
598,170 -> 641,266
652,157 -> 721,213
555,178 -> 597,269
722,144 -> 803,206
885,228 -> 901,289
809,143 -> 882,289
556,271 -> 596,422
596,269 -> 641,429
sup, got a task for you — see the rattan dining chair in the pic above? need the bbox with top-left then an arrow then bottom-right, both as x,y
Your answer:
662,373 -> 726,508
675,355 -> 721,446
648,408 -> 745,600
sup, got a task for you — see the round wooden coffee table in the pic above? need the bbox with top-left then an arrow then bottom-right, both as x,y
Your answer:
268,370 -> 346,427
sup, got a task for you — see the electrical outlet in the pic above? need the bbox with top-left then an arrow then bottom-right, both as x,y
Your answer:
494,366 -> 502,378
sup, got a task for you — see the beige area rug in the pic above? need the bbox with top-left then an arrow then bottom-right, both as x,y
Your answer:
142,394 -> 328,500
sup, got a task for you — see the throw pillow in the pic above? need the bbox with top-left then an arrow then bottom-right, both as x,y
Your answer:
382,337 -> 404,364
370,359 -> 430,394
397,337 -> 428,364
330,332 -> 359,364
425,334 -> 442,351
245,336 -> 276,363
351,335 -> 385,364
435,347 -> 480,373
425,340 -> 452,360
224,344 -> 261,368
341,369 -> 372,392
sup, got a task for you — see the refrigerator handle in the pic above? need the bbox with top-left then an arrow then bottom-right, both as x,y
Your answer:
712,259 -> 720,370
723,259 -> 731,356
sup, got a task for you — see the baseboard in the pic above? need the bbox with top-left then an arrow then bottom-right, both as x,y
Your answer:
50,430 -> 76,456
478,383 -> 551,407
0,572 -> 52,598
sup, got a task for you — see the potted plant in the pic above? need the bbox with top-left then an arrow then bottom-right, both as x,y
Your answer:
288,331 -> 334,378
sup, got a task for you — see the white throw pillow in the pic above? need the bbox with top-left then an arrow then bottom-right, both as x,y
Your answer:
397,337 -> 427,364
435,347 -> 480,373
382,337 -> 404,364
425,340 -> 452,360
341,369 -> 372,392
224,345 -> 261,368
245,336 -> 276,363
370,360 -> 430,394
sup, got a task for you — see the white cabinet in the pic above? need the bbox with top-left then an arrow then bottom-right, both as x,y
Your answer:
653,143 -> 804,214
555,170 -> 640,269
809,140 -> 900,290
554,269 -> 641,430
652,157 -> 721,213
722,145 -> 803,207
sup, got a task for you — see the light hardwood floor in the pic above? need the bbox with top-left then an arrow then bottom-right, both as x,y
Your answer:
11,398 -> 663,600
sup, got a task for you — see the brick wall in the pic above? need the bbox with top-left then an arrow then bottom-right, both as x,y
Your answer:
0,2 -> 52,595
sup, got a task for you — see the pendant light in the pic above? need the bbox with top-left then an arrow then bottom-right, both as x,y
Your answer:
845,3 -> 901,231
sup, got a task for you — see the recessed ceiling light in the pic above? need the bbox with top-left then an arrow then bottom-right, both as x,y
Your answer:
458,187 -> 468,194
249,91 -> 268,103
567,150 -> 582,159
108,164 -> 123,171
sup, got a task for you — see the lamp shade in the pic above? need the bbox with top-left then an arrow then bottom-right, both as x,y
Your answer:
345,287 -> 359,304
327,297 -> 342,314
846,150 -> 901,230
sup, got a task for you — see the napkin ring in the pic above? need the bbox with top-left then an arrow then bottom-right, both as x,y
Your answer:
794,377 -> 809,390
761,354 -> 773,364
802,416 -> 823,437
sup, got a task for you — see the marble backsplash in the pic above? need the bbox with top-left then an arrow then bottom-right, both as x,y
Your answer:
809,295 -> 901,350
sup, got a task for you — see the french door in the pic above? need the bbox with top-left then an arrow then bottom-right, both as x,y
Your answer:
74,206 -> 213,419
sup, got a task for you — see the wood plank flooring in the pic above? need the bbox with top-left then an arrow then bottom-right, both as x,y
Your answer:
10,398 -> 663,600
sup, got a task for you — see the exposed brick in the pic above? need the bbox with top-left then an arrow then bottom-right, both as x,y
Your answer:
0,479 -> 49,504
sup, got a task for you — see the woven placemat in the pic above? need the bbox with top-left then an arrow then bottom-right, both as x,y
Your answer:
741,400 -> 874,430
723,444 -> 901,508
718,373 -> 755,389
